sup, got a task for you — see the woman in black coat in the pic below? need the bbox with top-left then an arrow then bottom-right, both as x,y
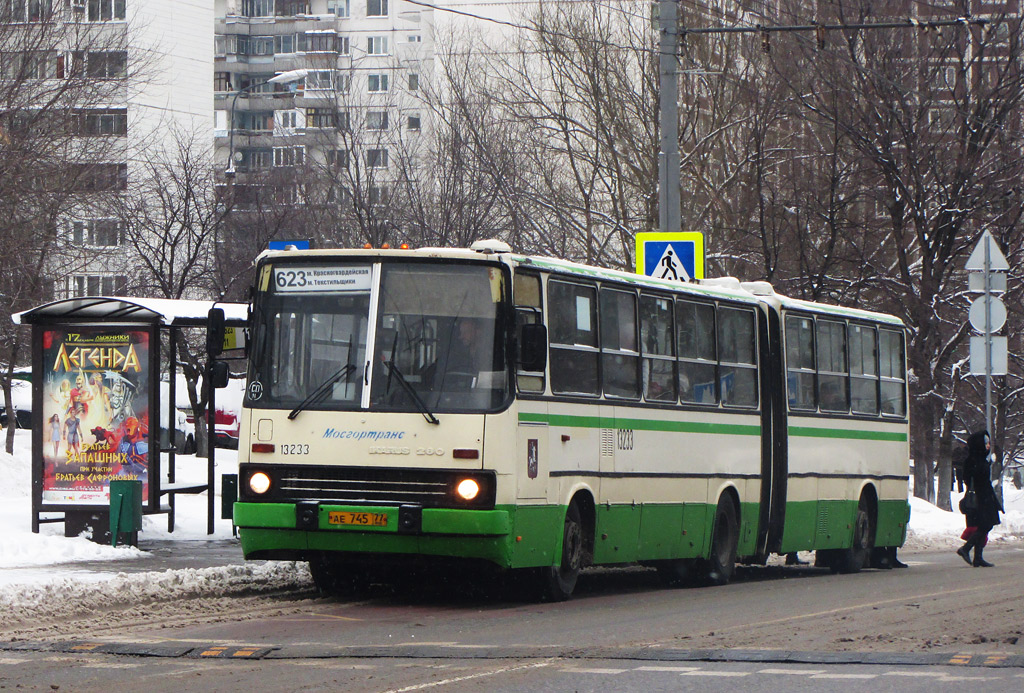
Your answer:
956,430 -> 1004,567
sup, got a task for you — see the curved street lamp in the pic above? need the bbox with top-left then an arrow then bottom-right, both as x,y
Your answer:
225,68 -> 309,178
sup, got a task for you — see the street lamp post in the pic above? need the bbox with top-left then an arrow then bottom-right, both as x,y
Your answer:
225,68 -> 309,178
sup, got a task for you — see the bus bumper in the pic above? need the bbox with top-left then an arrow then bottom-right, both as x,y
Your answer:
234,501 -> 541,568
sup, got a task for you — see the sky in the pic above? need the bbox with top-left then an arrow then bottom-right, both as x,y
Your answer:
1,423 -> 1022,618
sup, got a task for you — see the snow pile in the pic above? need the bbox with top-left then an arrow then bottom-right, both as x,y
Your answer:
905,486 -> 1024,551
0,562 -> 311,629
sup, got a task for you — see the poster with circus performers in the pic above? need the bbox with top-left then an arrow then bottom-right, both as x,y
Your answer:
40,327 -> 152,506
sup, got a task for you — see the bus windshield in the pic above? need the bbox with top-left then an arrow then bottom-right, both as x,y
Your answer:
247,261 -> 510,414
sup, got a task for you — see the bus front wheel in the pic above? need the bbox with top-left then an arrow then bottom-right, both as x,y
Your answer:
538,502 -> 585,601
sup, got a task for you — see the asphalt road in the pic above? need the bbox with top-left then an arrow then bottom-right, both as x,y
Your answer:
2,546 -> 1023,691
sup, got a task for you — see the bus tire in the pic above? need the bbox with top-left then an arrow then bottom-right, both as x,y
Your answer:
308,554 -> 369,597
835,498 -> 874,574
656,558 -> 696,587
704,497 -> 739,586
539,502 -> 585,601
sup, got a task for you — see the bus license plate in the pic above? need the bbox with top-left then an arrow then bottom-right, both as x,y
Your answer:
328,511 -> 388,527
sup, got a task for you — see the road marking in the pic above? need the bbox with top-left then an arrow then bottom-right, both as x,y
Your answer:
635,666 -> 701,672
680,670 -> 750,677
758,668 -> 825,675
810,673 -> 877,679
559,667 -> 628,674
0,657 -> 28,665
379,660 -> 552,692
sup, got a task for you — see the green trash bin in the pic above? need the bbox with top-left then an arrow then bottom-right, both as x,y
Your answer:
109,479 -> 143,548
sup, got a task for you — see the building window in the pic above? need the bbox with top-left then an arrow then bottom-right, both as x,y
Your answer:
241,0 -> 273,17
239,73 -> 276,94
328,148 -> 349,169
367,36 -> 389,55
366,110 -> 388,130
273,146 -> 304,167
367,0 -> 387,16
368,184 -> 387,205
276,0 -> 309,15
407,113 -> 420,130
337,36 -> 350,55
304,32 -> 338,53
367,73 -> 389,92
275,109 -> 301,130
242,148 -> 273,171
408,73 -> 419,91
327,0 -> 349,17
307,107 -> 340,129
408,34 -> 422,43
75,51 -> 127,79
85,0 -> 125,21
71,274 -> 127,297
236,111 -> 274,131
77,108 -> 127,136
274,34 -> 295,54
366,148 -> 388,168
305,70 -> 336,91
215,71 -> 232,92
71,219 -> 123,247
70,163 -> 127,192
6,0 -> 53,21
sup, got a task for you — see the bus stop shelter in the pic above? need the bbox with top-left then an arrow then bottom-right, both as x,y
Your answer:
14,297 -> 247,542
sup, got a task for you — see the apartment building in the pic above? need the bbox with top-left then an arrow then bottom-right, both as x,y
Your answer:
37,0 -> 215,298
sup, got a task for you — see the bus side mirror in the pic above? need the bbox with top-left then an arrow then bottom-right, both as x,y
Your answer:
207,307 -> 225,357
210,360 -> 230,389
518,323 -> 547,373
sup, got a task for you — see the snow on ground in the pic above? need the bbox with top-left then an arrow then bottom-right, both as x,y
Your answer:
0,424 -> 1021,619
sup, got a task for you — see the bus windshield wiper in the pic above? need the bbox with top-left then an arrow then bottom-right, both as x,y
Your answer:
288,364 -> 356,420
383,360 -> 440,425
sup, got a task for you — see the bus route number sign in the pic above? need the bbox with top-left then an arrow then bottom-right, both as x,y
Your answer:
273,265 -> 372,293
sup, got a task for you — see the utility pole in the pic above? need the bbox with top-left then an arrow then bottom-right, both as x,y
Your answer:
658,0 -> 680,236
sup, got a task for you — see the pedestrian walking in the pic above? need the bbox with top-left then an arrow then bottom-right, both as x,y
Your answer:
956,430 -> 1003,567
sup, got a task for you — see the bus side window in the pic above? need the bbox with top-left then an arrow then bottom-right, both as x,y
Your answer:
514,272 -> 545,393
850,324 -> 879,414
879,329 -> 907,416
718,307 -> 758,408
816,320 -> 849,413
677,300 -> 717,404
547,280 -> 599,396
640,294 -> 676,402
785,315 -> 816,410
600,288 -> 640,400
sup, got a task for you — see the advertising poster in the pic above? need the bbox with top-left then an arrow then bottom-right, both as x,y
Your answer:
40,327 -> 151,506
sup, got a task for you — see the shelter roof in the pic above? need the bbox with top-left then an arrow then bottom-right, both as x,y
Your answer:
13,297 -> 247,327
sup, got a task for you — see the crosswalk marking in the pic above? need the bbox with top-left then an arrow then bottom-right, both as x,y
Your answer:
560,667 -> 628,674
758,668 -> 825,675
680,670 -> 751,677
810,673 -> 877,679
635,666 -> 701,672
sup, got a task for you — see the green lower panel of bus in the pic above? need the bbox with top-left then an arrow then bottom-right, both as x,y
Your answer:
235,497 -> 908,570
779,499 -> 910,553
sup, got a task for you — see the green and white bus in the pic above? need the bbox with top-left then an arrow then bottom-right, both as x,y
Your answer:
233,241 -> 910,599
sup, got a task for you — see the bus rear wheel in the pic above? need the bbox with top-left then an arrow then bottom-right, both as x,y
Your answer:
834,499 -> 874,574
538,502 -> 585,601
702,497 -> 739,586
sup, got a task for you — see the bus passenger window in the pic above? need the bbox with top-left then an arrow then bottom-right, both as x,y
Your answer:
600,288 -> 640,399
677,300 -> 717,404
719,307 -> 758,408
548,280 -> 599,396
640,295 -> 676,402
849,324 -> 879,414
816,320 -> 848,413
879,329 -> 906,416
785,316 -> 816,410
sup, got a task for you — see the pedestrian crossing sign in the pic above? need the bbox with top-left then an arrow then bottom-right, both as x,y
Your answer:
635,232 -> 704,282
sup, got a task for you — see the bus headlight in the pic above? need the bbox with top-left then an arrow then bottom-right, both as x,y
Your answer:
455,478 -> 480,501
249,471 -> 272,495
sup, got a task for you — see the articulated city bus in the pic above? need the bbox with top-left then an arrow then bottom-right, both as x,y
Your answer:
233,241 -> 910,599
